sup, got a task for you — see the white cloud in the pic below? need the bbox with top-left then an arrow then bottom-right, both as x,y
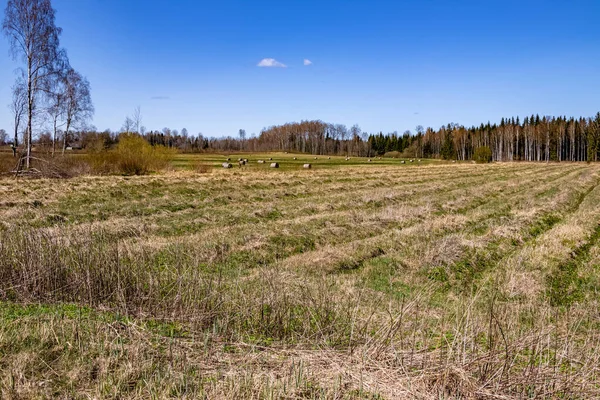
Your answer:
257,58 -> 287,68
303,59 -> 313,66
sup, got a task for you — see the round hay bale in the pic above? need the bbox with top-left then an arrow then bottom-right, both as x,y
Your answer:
401,160 -> 405,164
226,157 -> 231,161
222,162 -> 233,168
269,157 -> 272,160
328,157 -> 331,159
368,159 -> 372,162
270,162 -> 279,168
293,157 -> 297,160
410,159 -> 414,162
314,157 -> 317,160
257,160 -> 265,164
303,163 -> 311,169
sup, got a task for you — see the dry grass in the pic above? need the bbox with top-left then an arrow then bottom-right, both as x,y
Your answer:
1,162 -> 600,398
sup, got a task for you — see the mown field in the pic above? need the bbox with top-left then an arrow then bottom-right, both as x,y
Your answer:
170,152 -> 437,171
1,156 -> 600,399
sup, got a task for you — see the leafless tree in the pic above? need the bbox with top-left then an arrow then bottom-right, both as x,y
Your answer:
46,71 -> 66,156
62,68 -> 93,154
132,106 -> 142,134
180,128 -> 189,150
238,129 -> 246,150
10,80 -> 27,156
3,0 -> 67,168
0,129 -> 7,145
162,127 -> 172,147
122,117 -> 134,133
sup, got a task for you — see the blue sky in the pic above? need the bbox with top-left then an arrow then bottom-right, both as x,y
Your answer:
1,0 -> 599,137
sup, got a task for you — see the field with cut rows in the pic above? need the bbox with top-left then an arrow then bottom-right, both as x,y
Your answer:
1,158 -> 600,399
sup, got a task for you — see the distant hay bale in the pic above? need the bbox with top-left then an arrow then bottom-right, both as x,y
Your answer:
368,159 -> 372,162
328,157 -> 331,159
238,160 -> 246,167
257,160 -> 265,164
226,157 -> 231,161
270,162 -> 279,168
314,157 -> 317,160
303,163 -> 312,169
410,159 -> 414,162
401,160 -> 405,164
452,160 -> 456,163
222,162 -> 233,168
238,158 -> 243,161
293,157 -> 297,160
418,159 -> 421,162
269,157 -> 272,160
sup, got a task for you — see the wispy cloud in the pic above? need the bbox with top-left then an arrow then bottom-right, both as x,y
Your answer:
151,96 -> 170,100
303,59 -> 312,66
257,58 -> 287,68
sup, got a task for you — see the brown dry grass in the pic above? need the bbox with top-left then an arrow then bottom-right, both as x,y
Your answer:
1,162 -> 600,398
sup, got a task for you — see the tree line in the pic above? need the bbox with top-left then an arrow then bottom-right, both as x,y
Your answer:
7,113 -> 600,163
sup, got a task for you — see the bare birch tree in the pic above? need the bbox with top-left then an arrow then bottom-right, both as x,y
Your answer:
10,79 -> 27,156
47,71 -> 66,156
3,0 -> 66,168
62,68 -> 93,154
132,106 -> 142,134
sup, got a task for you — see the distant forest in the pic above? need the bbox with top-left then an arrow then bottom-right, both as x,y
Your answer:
4,112 -> 600,162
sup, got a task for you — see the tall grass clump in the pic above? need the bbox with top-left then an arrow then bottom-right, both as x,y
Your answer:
88,133 -> 175,175
0,227 -> 361,346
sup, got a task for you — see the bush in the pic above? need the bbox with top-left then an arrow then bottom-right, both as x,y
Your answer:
473,146 -> 492,163
88,134 -> 175,175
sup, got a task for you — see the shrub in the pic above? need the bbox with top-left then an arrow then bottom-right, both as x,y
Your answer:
88,134 -> 175,175
473,146 -> 492,163
1,150 -> 91,178
42,154 -> 92,177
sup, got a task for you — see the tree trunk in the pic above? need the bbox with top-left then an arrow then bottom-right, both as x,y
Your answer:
27,59 -> 33,169
63,117 -> 71,156
52,117 -> 57,157
13,125 -> 18,157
